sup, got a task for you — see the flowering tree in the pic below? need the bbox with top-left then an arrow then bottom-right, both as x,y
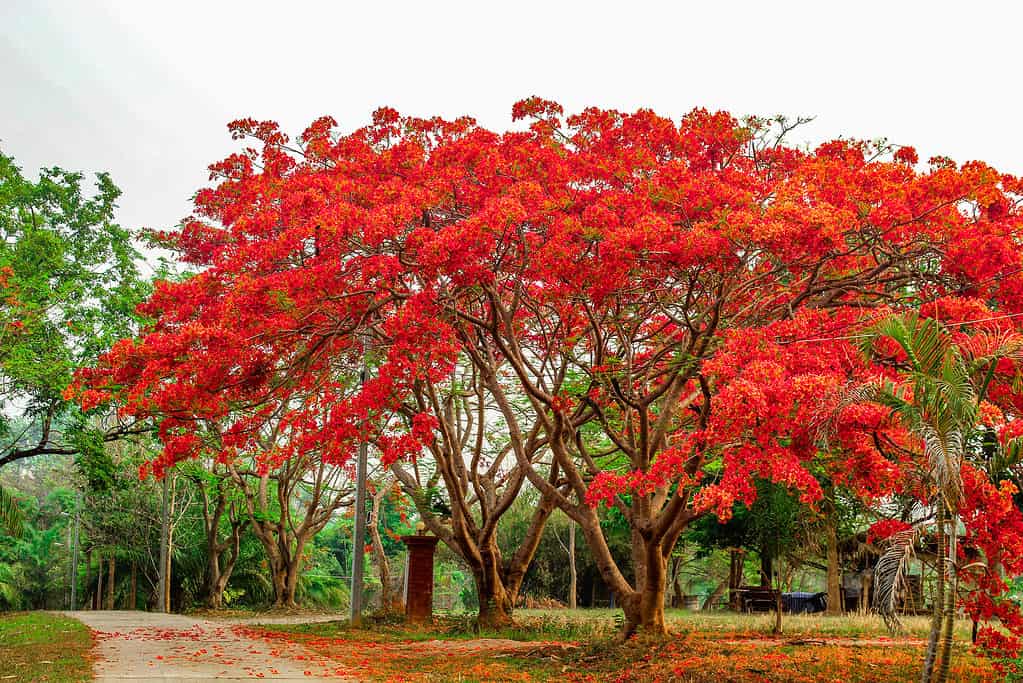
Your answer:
71,101 -> 1023,644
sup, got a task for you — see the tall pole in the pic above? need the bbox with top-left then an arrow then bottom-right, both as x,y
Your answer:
157,474 -> 169,613
65,516 -> 73,609
350,335 -> 370,626
69,496 -> 80,610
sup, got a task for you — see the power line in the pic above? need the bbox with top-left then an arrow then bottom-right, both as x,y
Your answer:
777,311 -> 1023,345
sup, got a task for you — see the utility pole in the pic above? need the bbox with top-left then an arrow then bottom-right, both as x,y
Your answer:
350,334 -> 370,626
157,474 -> 169,613
64,518 -> 73,609
69,496 -> 81,610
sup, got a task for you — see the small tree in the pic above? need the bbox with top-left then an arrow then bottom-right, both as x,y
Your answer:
844,313 -> 1023,683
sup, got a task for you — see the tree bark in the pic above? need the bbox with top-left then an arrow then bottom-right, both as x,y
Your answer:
473,541 -> 515,628
618,534 -> 670,638
207,547 -> 223,609
204,511 -> 244,608
369,484 -> 400,614
193,468 -> 248,610
760,549 -> 773,588
728,548 -> 745,611
227,449 -> 350,610
935,512 -> 958,683
263,541 -> 303,609
670,555 -> 684,608
921,505 -> 945,683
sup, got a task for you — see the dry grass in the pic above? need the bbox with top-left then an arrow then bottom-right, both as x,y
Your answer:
509,607 -> 977,641
258,608 -> 998,681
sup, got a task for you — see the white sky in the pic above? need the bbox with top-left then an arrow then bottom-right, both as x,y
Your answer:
2,0 -> 1021,238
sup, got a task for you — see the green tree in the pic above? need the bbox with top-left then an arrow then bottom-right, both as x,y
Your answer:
0,149 -> 148,470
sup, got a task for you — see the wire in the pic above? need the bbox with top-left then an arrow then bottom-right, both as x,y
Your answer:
775,261 -> 1023,345
777,311 -> 1023,345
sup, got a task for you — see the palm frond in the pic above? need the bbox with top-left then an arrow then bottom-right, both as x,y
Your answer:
817,382 -> 880,446
917,422 -> 964,505
989,436 -> 1023,479
908,358 -> 977,429
874,527 -> 919,632
862,314 -> 950,375
959,330 -> 1023,372
0,485 -> 24,538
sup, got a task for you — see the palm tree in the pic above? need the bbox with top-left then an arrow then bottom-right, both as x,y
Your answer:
840,313 -> 1023,683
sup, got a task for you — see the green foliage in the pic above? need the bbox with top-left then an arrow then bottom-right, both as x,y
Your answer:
0,494 -> 68,610
688,479 -> 802,558
0,484 -> 23,538
0,148 -> 148,468
72,428 -> 116,492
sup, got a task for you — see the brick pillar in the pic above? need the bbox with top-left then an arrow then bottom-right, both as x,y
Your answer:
401,535 -> 440,623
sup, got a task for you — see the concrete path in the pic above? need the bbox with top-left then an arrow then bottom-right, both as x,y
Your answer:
62,611 -> 353,681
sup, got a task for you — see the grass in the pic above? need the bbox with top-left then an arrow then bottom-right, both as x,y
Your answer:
0,612 -> 93,682
253,608 -> 999,682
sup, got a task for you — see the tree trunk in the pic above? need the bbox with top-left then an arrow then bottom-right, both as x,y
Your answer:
935,512 -> 959,683
165,473 -> 176,613
271,566 -> 289,608
164,547 -> 172,612
205,522 -> 244,609
826,515 -> 842,615
670,555 -> 684,608
567,520 -> 577,609
206,547 -> 223,609
129,562 -> 137,610
760,549 -> 773,588
773,585 -> 783,635
266,539 -> 304,609
860,571 -> 873,615
921,505 -> 945,683
83,548 -> 92,611
620,540 -> 669,638
370,486 -> 398,614
268,555 -> 300,609
474,544 -> 514,629
96,554 -> 103,610
702,580 -> 727,611
106,557 -> 115,610
728,548 -> 745,611
267,554 -> 297,609
284,558 -> 301,608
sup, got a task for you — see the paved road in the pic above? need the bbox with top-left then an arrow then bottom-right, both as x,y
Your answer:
62,611 -> 352,681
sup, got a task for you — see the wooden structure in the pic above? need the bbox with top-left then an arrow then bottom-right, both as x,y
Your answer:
401,534 -> 439,623
734,586 -> 781,613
